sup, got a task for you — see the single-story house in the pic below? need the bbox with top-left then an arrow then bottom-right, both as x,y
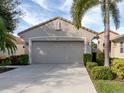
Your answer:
0,36 -> 25,59
18,16 -> 123,64
18,17 -> 98,64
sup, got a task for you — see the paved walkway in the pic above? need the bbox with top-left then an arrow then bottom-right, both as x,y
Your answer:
0,64 -> 97,93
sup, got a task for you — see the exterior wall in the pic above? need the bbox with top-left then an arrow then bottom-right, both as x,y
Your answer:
20,19 -> 96,54
0,44 -> 25,58
0,51 -> 9,59
111,42 -> 124,58
97,32 -> 119,57
16,44 -> 25,55
111,37 -> 124,58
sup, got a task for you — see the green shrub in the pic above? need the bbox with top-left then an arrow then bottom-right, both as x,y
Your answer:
0,54 -> 29,65
18,54 -> 29,65
0,58 -> 11,68
111,58 -> 124,79
86,62 -> 98,72
96,51 -> 104,66
91,66 -> 113,80
10,55 -> 20,65
83,53 -> 92,66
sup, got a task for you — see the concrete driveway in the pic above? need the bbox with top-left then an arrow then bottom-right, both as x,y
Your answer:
0,64 -> 97,93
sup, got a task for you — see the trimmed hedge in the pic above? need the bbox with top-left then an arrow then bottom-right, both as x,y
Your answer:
111,58 -> 124,79
17,55 -> 29,65
0,54 -> 29,65
86,62 -> 98,72
83,53 -> 92,66
91,66 -> 114,80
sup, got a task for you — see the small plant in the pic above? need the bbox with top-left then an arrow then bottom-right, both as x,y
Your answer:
0,54 -> 29,65
18,54 -> 29,65
91,66 -> 113,80
96,51 -> 104,66
111,58 -> 124,79
83,53 -> 92,66
0,58 -> 11,69
86,62 -> 98,72
10,55 -> 20,65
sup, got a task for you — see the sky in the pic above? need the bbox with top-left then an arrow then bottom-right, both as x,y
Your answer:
14,0 -> 124,35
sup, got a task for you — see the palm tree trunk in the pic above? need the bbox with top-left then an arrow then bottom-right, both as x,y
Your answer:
104,0 -> 110,66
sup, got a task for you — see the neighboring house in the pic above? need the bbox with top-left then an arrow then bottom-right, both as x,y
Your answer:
0,36 -> 25,59
97,31 -> 119,58
15,36 -> 25,55
111,34 -> 124,58
18,16 -> 122,64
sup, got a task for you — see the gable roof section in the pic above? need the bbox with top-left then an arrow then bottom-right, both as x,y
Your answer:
111,34 -> 124,41
18,17 -> 98,35
98,31 -> 119,35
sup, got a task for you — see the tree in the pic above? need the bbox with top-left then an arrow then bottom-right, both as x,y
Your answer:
71,0 -> 122,66
0,16 -> 16,55
0,0 -> 21,54
0,0 -> 21,32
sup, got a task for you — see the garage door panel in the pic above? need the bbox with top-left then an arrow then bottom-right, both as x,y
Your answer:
31,41 -> 84,64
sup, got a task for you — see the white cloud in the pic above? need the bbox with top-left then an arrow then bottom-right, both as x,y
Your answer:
83,5 -> 102,25
15,0 -> 124,35
59,0 -> 73,12
19,5 -> 48,25
31,0 -> 50,11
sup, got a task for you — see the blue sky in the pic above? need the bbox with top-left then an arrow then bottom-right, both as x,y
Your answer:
15,0 -> 124,35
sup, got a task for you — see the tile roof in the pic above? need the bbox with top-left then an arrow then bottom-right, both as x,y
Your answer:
98,31 -> 119,35
18,16 -> 98,35
14,36 -> 24,44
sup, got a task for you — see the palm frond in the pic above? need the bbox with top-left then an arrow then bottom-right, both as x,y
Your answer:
0,16 -> 17,55
101,0 -> 106,25
110,2 -> 120,29
71,0 -> 99,29
0,16 -> 6,31
5,36 -> 17,55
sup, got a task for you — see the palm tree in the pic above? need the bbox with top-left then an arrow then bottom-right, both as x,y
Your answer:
71,0 -> 122,66
0,16 -> 16,55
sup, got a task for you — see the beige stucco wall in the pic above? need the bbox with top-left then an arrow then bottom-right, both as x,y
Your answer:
111,42 -> 124,58
0,44 -> 25,58
16,44 -> 25,55
98,32 -> 124,58
111,37 -> 124,58
97,32 -> 119,57
20,18 -> 97,54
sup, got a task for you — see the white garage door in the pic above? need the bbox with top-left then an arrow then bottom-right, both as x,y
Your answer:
31,41 -> 84,64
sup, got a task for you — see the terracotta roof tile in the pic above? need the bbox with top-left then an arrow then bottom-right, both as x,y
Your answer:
99,31 -> 119,35
14,36 -> 24,44
18,16 -> 98,35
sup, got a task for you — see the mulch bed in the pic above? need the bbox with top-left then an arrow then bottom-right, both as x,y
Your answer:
0,68 -> 15,74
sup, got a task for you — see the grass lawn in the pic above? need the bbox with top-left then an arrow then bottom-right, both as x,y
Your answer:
93,80 -> 124,93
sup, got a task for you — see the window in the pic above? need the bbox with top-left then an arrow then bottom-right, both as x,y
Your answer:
120,42 -> 124,53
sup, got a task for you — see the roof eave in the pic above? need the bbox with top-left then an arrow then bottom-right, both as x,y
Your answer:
18,16 -> 98,36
